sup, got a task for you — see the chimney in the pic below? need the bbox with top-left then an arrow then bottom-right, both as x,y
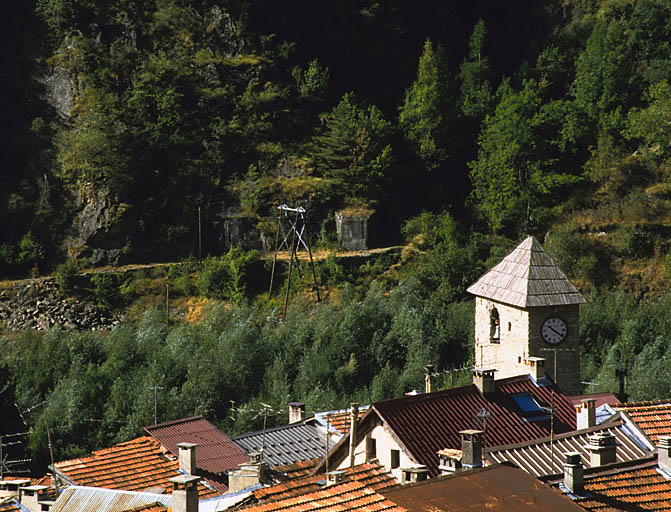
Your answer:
424,365 -> 434,394
576,399 -> 596,430
19,485 -> 49,512
437,449 -> 462,475
400,465 -> 429,484
563,452 -> 583,495
228,454 -> 269,493
585,432 -> 617,467
169,475 -> 199,512
524,357 -> 546,382
0,479 -> 30,498
472,368 -> 496,394
657,436 -> 671,475
177,442 -> 198,475
288,402 -> 306,424
348,403 -> 359,468
325,470 -> 347,486
459,430 -> 484,468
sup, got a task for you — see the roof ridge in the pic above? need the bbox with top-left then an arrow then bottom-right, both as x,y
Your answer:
144,415 -> 205,431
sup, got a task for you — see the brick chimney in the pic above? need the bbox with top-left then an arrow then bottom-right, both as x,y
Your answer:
472,368 -> 496,394
563,452 -> 583,495
585,432 -> 617,466
400,465 -> 429,484
18,485 -> 49,512
288,402 -> 306,424
169,475 -> 199,512
576,399 -> 596,430
177,442 -> 197,475
348,403 -> 359,468
657,436 -> 671,475
460,430 -> 484,469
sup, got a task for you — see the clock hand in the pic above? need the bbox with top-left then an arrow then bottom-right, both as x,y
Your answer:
549,326 -> 563,336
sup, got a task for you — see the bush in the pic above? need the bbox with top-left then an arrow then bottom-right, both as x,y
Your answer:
197,247 -> 260,303
90,273 -> 121,306
55,260 -> 79,295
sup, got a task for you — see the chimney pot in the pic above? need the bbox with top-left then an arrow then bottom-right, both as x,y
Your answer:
576,399 -> 597,430
326,470 -> 347,486
437,448 -> 463,475
657,436 -> 671,475
563,452 -> 584,495
424,365 -> 434,394
177,443 -> 198,475
585,432 -> 617,466
472,368 -> 496,394
288,402 -> 306,424
169,475 -> 199,512
19,485 -> 49,512
459,429 -> 484,468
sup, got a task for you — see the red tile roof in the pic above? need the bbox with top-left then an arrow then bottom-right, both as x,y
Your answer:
0,498 -> 22,512
144,416 -> 248,476
272,458 -> 320,479
321,409 -> 367,435
381,465 -> 585,511
53,436 -> 219,498
323,375 -> 576,477
615,401 -> 671,443
254,463 -> 398,504
546,456 -> 671,511
122,504 -> 168,512
240,480 -> 406,512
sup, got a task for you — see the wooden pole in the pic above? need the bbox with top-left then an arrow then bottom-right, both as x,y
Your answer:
268,216 -> 282,299
198,207 -> 202,261
165,284 -> 169,324
282,212 -> 299,318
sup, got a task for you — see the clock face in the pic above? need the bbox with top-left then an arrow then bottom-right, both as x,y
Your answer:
541,317 -> 567,344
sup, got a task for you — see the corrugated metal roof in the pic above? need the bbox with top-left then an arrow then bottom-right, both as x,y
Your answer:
615,401 -> 671,443
487,420 -> 652,477
53,436 -> 219,498
233,423 -> 328,468
253,463 -> 398,505
49,486 -> 172,512
380,465 -> 584,511
144,416 -> 249,476
239,480 -> 406,512
322,375 -> 577,478
467,236 -> 586,307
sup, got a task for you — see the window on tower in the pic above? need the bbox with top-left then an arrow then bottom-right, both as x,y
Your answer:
490,308 -> 500,343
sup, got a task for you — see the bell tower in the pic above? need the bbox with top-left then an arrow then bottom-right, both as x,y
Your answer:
467,236 -> 585,395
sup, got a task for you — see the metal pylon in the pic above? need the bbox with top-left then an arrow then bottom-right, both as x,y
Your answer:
268,205 -> 321,316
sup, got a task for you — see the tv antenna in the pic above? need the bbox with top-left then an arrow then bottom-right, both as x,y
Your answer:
0,432 -> 30,478
475,408 -> 491,465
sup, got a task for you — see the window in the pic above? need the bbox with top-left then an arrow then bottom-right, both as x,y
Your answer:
512,393 -> 550,422
366,436 -> 377,460
490,308 -> 500,343
390,449 -> 400,469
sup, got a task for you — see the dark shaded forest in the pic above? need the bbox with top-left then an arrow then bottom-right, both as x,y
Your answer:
5,0 -> 671,476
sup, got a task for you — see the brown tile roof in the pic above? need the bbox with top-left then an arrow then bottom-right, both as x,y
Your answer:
569,393 -> 621,409
546,456 -> 671,511
313,407 -> 369,435
144,416 -> 248,477
467,236 -> 586,307
487,420 -> 653,477
240,480 -> 406,512
615,401 -> 671,443
381,464 -> 584,511
122,503 -> 167,512
323,375 -> 577,478
253,463 -> 398,505
271,458 -> 320,479
52,436 -> 219,498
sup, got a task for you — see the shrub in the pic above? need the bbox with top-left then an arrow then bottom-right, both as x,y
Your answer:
55,260 -> 79,295
90,273 -> 121,306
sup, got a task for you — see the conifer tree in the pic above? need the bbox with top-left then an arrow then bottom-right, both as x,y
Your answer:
459,19 -> 493,119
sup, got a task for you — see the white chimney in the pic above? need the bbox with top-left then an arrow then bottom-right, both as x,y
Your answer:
400,465 -> 429,484
348,403 -> 359,468
169,475 -> 199,512
227,455 -> 269,492
19,485 -> 49,512
288,402 -> 306,424
424,365 -> 434,394
524,357 -> 546,382
577,399 -> 596,429
657,436 -> 671,475
563,452 -> 583,495
460,430 -> 484,468
437,449 -> 462,475
177,442 -> 198,475
585,432 -> 617,466
325,470 -> 347,486
0,479 -> 30,498
473,368 -> 496,394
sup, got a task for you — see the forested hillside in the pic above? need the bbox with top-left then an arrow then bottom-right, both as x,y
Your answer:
6,0 -> 671,476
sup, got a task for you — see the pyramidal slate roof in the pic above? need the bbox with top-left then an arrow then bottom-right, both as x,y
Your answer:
467,236 -> 586,308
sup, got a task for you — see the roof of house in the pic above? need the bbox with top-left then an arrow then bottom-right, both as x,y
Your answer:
233,422 -> 328,468
380,464 -> 585,511
49,486 -> 172,512
467,236 -> 586,307
237,480 -> 406,512
122,505 -> 167,512
271,458 -> 320,479
313,406 -> 369,435
144,416 -> 249,475
569,393 -> 621,409
615,401 -> 671,443
252,462 -> 397,505
52,436 -> 219,498
0,498 -> 22,512
322,375 -> 576,477
487,419 -> 653,477
545,456 -> 671,511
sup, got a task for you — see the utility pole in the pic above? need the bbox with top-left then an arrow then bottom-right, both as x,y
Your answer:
149,386 -> 163,425
198,206 -> 202,261
165,284 -> 169,324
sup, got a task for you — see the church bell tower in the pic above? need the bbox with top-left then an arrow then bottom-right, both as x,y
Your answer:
466,236 -> 585,395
